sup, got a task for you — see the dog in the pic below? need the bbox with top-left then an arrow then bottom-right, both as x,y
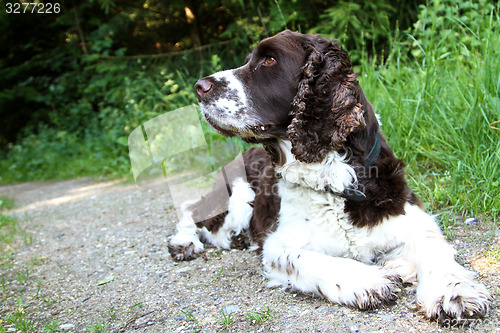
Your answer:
168,30 -> 490,321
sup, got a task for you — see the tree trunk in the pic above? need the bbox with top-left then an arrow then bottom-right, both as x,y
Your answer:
184,0 -> 202,48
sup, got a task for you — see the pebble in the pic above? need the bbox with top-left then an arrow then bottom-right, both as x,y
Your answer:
380,314 -> 395,320
176,266 -> 192,273
60,323 -> 74,331
486,230 -> 500,237
465,218 -> 477,225
316,305 -> 331,314
223,305 -> 240,314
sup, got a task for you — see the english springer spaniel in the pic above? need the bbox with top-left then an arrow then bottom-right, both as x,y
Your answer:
168,30 -> 490,321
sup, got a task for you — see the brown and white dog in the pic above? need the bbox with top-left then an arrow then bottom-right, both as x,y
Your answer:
168,30 -> 490,320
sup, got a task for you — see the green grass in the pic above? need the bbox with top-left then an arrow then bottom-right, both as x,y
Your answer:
0,197 -> 14,210
0,200 -> 36,333
42,319 -> 61,332
180,309 -> 201,332
358,2 -> 500,226
1,299 -> 36,333
0,202 -> 60,333
86,319 -> 108,333
220,307 -> 234,329
0,214 -> 19,246
246,306 -> 275,323
485,243 -> 500,261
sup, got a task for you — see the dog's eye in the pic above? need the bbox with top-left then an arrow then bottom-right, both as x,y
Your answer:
263,56 -> 276,65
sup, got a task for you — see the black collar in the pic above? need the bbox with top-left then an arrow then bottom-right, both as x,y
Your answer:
364,132 -> 381,173
327,132 -> 382,202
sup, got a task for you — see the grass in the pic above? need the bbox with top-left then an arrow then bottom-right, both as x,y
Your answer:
0,199 -> 18,274
180,309 -> 200,332
86,319 -> 108,332
0,201 -> 38,333
0,2 -> 497,233
1,299 -> 36,333
42,319 -> 61,332
0,201 -> 65,333
485,243 -> 500,261
246,306 -> 275,323
220,307 -> 234,329
178,306 -> 276,331
106,306 -> 116,320
358,3 -> 500,228
0,197 -> 19,247
129,302 -> 143,311
0,197 -> 14,210
0,214 -> 19,246
213,267 -> 224,282
15,266 -> 30,285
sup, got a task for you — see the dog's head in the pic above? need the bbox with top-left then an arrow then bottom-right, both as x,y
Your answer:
195,30 -> 377,163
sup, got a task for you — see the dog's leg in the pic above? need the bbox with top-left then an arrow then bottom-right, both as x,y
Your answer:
168,178 -> 255,260
384,204 -> 491,320
199,178 -> 255,249
262,234 -> 402,310
168,199 -> 206,261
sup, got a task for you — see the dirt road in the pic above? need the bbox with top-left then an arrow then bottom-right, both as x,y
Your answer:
0,178 -> 498,332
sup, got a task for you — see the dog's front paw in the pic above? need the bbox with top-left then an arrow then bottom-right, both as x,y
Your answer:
168,237 -> 204,261
318,268 -> 402,311
351,273 -> 403,310
418,279 -> 491,320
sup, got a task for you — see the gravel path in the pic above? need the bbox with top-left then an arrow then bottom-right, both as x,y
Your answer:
0,177 -> 498,332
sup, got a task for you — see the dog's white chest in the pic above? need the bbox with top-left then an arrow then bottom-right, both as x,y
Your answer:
275,179 -> 365,259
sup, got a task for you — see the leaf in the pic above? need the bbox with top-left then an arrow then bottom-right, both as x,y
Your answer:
116,136 -> 129,146
97,275 -> 114,286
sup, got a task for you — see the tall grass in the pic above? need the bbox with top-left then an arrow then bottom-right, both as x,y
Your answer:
359,0 -> 499,223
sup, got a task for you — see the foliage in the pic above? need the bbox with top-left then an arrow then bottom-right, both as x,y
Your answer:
410,0 -> 496,59
0,0 -> 498,222
307,0 -> 423,62
359,0 -> 500,221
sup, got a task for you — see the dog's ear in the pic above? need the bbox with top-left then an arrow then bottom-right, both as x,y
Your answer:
287,36 -> 365,163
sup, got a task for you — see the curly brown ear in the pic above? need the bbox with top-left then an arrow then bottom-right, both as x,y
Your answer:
287,36 -> 365,163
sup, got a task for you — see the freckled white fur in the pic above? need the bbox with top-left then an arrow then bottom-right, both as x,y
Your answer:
276,140 -> 357,193
169,178 -> 255,253
200,177 -> 255,249
168,200 -> 205,254
200,69 -> 262,131
212,70 -> 249,108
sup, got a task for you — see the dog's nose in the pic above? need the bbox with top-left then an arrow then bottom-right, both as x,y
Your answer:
194,78 -> 213,100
